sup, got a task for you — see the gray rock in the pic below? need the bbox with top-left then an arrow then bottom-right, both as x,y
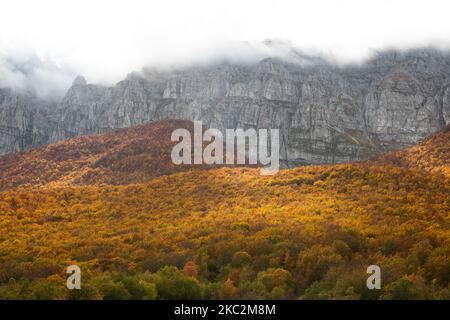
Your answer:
0,88 -> 56,155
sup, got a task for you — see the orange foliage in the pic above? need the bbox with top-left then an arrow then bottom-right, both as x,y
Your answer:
0,121 -> 448,299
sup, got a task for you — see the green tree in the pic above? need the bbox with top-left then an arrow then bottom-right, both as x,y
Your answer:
381,278 -> 420,300
154,266 -> 203,299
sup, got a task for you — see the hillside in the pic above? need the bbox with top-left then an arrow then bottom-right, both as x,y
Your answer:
0,121 -> 448,300
0,120 -> 207,191
1,121 -> 448,191
369,124 -> 450,177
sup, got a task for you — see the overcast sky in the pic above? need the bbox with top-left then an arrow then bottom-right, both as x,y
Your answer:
1,0 -> 450,97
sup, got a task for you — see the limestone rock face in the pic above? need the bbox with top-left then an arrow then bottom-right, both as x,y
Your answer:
0,88 -> 55,155
1,48 -> 450,165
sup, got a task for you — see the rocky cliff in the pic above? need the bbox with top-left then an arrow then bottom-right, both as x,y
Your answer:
1,48 -> 450,165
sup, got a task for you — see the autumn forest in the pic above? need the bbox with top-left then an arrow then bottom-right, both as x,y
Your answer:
0,120 -> 448,300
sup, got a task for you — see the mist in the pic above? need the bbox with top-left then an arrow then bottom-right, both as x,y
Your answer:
2,0 -> 450,98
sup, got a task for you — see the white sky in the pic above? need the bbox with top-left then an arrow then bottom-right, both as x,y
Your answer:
1,0 -> 450,96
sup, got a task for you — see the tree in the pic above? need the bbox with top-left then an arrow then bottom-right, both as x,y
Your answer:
154,266 -> 203,299
381,278 -> 421,300
218,278 -> 238,299
183,261 -> 199,278
256,268 -> 293,293
231,252 -> 252,268
92,274 -> 132,300
296,245 -> 342,285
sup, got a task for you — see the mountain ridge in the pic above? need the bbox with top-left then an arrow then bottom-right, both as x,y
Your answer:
1,47 -> 450,165
0,120 -> 448,191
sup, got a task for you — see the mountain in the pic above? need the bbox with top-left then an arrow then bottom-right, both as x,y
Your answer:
0,120 -> 448,299
0,88 -> 56,155
1,119 -> 448,188
2,120 -> 448,192
1,47 -> 450,165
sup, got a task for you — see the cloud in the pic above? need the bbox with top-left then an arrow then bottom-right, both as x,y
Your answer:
0,51 -> 77,99
1,0 -> 450,97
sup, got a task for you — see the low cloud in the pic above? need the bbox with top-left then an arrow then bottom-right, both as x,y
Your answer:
2,0 -> 450,98
0,51 -> 77,99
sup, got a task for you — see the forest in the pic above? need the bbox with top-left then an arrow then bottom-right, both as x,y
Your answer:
0,121 -> 448,299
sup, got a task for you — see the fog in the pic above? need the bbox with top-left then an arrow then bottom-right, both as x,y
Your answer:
1,0 -> 450,98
